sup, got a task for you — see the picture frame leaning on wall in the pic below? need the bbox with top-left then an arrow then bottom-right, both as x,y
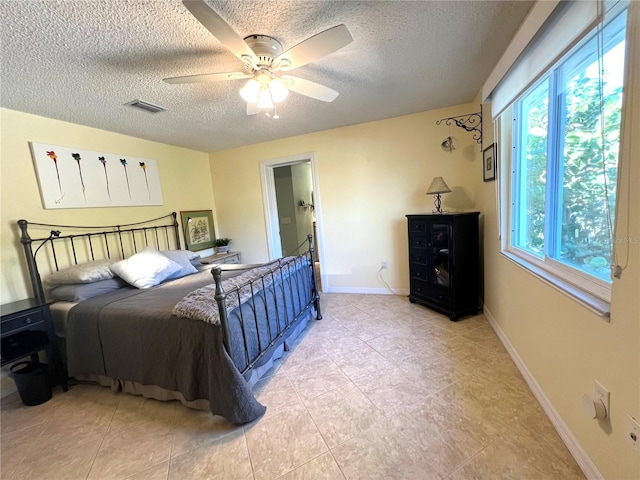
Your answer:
180,210 -> 215,251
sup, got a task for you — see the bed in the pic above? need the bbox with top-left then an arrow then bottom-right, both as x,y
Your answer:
17,212 -> 322,424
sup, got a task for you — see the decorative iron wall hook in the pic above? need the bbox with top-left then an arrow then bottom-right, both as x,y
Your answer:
436,110 -> 482,147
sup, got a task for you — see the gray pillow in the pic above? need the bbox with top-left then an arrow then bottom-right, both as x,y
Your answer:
44,259 -> 116,285
160,250 -> 198,280
160,249 -> 199,261
48,278 -> 129,302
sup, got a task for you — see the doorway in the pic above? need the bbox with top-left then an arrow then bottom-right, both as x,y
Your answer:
260,152 -> 324,291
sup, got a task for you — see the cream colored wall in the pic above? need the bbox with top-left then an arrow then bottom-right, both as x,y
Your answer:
209,103 -> 480,293
0,108 -> 215,304
476,5 -> 640,478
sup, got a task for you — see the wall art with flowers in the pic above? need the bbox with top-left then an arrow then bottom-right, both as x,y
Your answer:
30,142 -> 163,209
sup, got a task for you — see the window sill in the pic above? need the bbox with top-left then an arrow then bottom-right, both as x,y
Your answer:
500,250 -> 611,320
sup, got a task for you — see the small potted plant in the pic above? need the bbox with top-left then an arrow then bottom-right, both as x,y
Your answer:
215,238 -> 232,254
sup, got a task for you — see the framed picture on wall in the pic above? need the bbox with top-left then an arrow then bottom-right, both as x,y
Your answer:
180,210 -> 215,251
483,143 -> 497,182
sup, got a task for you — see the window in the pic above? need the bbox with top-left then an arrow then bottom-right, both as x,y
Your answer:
508,8 -> 627,303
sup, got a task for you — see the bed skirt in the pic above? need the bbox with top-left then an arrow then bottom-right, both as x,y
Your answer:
74,309 -> 313,415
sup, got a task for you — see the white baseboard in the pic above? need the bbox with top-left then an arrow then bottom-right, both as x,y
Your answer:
483,305 -> 603,480
323,286 -> 409,295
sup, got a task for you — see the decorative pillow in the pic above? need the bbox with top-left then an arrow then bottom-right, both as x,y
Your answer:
48,278 -> 130,302
160,249 -> 200,261
110,247 -> 183,289
159,250 -> 198,280
44,259 -> 116,285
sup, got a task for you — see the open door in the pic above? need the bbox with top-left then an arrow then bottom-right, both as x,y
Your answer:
260,152 -> 325,291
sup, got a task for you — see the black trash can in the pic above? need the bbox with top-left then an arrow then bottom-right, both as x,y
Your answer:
10,361 -> 52,406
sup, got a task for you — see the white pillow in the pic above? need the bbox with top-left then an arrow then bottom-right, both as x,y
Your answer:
45,259 -> 116,285
110,247 -> 182,289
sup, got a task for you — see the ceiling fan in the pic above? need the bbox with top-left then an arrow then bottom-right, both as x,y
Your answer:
164,0 -> 353,118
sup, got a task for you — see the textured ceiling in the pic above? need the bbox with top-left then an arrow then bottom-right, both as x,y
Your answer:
0,0 -> 533,153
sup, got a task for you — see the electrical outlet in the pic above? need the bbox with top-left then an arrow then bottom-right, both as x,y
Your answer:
381,260 -> 388,269
595,381 -> 610,418
626,415 -> 640,456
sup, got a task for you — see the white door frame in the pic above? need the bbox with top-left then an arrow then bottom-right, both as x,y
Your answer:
259,152 -> 326,288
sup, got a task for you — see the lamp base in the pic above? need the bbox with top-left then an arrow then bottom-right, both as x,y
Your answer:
431,194 -> 447,214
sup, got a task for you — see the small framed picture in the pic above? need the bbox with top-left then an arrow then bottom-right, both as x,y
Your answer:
180,210 -> 215,251
483,143 -> 497,182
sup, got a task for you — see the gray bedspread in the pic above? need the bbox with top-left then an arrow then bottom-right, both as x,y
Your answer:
66,270 -> 270,424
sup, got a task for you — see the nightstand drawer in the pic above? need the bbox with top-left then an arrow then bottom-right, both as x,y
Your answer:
223,254 -> 239,264
1,309 -> 45,335
200,251 -> 240,265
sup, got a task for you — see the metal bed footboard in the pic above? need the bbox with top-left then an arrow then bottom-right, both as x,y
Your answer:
212,234 -> 322,375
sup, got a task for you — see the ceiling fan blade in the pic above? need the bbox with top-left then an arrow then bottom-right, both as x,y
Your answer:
282,75 -> 339,102
275,24 -> 352,71
163,72 -> 251,84
182,0 -> 257,64
246,102 -> 259,115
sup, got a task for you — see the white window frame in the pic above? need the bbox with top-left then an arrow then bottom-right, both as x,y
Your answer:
499,5 -> 628,318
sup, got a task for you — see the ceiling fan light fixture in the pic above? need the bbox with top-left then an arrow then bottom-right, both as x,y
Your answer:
257,86 -> 275,110
269,78 -> 289,103
166,3 -> 354,119
239,78 -> 260,103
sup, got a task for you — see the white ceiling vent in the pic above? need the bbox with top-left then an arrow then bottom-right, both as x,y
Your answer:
124,99 -> 167,114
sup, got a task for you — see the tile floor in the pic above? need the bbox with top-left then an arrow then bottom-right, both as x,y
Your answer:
0,293 -> 585,479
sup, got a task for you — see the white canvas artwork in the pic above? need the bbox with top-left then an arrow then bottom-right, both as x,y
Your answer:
30,142 -> 163,209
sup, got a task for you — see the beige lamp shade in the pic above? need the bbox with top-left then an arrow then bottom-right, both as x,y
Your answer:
426,177 -> 452,194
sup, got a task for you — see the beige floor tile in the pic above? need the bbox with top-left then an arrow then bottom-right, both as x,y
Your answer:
305,382 -> 384,448
87,421 -> 172,479
37,387 -> 119,450
278,340 -> 326,371
0,422 -> 50,478
305,317 -> 352,339
399,352 -> 472,388
287,357 -> 351,403
107,394 -> 177,434
170,405 -> 241,458
331,415 -> 440,480
126,460 -> 170,480
277,452 -> 346,480
387,399 -> 497,478
337,313 -> 398,341
169,430 -> 253,480
0,293 -> 585,480
0,391 -> 60,435
451,427 -> 585,480
319,333 -> 368,357
365,334 -> 430,364
350,365 -> 436,414
253,373 -> 305,420
5,437 -> 101,480
245,403 -> 328,480
331,344 -> 396,380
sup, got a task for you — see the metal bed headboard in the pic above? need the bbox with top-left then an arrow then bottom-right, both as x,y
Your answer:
18,212 -> 181,303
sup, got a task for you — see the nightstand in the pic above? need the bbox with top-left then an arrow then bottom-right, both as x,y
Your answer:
199,251 -> 240,265
1,299 -> 68,391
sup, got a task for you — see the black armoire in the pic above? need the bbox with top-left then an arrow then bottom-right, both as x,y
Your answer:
406,213 -> 480,320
